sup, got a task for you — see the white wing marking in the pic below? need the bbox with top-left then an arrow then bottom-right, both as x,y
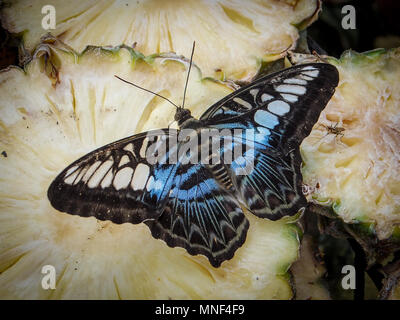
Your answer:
254,110 -> 279,129
88,160 -> 113,188
119,155 -> 130,167
233,97 -> 252,109
261,93 -> 274,102
281,93 -> 298,102
131,163 -> 150,191
113,167 -> 134,190
276,84 -> 306,95
268,100 -> 290,116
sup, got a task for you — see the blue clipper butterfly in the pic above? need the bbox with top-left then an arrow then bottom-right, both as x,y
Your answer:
48,54 -> 339,267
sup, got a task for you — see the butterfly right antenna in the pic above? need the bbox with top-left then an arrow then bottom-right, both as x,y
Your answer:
181,41 -> 195,110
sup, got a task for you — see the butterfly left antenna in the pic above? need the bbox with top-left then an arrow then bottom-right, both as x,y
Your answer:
181,41 -> 195,110
114,75 -> 180,109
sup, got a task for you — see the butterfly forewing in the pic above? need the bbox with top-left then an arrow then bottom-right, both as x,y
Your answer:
202,64 -> 339,149
48,128 -> 250,268
201,63 -> 339,219
48,130 -> 178,224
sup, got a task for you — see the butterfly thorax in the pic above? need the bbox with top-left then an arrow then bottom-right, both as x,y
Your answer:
175,108 -> 202,129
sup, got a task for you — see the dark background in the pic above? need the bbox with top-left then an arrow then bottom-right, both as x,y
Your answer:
308,0 -> 400,57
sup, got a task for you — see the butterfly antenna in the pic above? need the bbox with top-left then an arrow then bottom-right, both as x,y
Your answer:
114,75 -> 180,109
181,41 -> 195,110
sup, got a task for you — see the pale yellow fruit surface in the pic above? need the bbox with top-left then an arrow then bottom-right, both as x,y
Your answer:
1,0 -> 320,81
301,49 -> 400,240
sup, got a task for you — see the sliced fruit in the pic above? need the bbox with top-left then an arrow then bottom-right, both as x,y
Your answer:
0,42 -> 300,299
301,48 -> 400,243
0,0 -> 320,81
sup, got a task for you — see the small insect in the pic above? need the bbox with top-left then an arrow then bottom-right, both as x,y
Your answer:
317,122 -> 346,145
322,122 -> 345,137
48,43 -> 339,267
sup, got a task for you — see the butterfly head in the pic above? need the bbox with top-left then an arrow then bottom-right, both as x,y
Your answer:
174,107 -> 193,127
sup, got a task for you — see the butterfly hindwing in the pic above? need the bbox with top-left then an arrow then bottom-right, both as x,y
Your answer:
197,128 -> 304,220
145,162 -> 249,268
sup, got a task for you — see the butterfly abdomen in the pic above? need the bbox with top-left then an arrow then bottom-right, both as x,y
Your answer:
209,162 -> 234,191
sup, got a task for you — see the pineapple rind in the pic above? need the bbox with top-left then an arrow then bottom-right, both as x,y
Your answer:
0,43 -> 300,299
0,0 -> 320,81
379,258 -> 400,300
301,48 -> 400,241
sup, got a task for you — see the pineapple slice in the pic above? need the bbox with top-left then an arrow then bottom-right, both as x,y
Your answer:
301,49 -> 400,248
0,41 -> 300,299
0,0 -> 320,81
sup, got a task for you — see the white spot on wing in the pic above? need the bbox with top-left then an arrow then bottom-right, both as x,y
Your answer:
268,100 -> 290,116
113,167 -> 134,190
123,143 -> 134,155
257,126 -> 270,135
233,97 -> 252,109
140,137 -> 149,158
276,84 -> 306,95
89,160 -> 113,188
261,93 -> 273,102
299,74 -> 313,81
303,70 -> 319,77
119,155 -> 130,167
64,169 -> 79,185
82,161 -> 102,182
101,168 -> 114,188
254,110 -> 279,129
281,94 -> 298,102
65,165 -> 79,177
302,66 -> 317,70
131,163 -> 150,191
250,89 -> 259,98
74,167 -> 88,185
284,78 -> 307,85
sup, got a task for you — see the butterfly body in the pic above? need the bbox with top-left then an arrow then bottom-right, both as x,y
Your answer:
48,63 -> 339,267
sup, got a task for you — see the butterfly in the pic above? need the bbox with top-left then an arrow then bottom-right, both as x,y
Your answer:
48,51 -> 339,267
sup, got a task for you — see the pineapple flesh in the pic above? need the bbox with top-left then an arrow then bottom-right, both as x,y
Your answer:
0,0 -> 320,81
0,42 -> 301,299
301,49 -> 400,242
